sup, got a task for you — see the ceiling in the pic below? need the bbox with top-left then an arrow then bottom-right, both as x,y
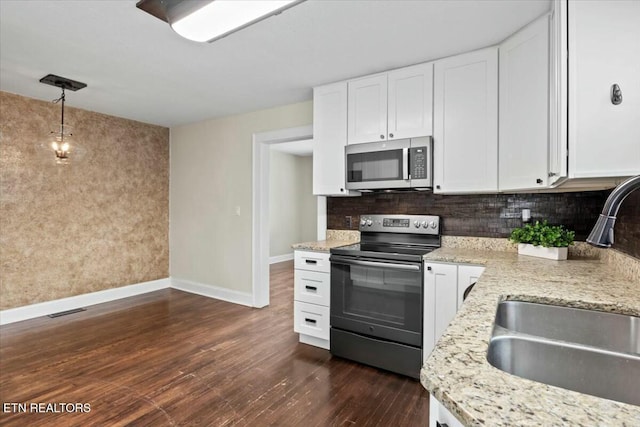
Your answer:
0,0 -> 550,128
271,138 -> 314,156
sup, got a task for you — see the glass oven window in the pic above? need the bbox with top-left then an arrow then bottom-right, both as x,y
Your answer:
342,265 -> 421,330
347,150 -> 404,183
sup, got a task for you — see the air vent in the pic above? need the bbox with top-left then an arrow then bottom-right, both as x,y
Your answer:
48,308 -> 87,318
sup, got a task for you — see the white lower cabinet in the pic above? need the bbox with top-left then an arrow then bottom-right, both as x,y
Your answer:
429,394 -> 465,427
423,262 -> 485,363
457,264 -> 485,309
293,250 -> 331,349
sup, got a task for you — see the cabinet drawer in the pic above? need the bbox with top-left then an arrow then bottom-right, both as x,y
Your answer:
294,301 -> 330,340
294,251 -> 331,273
294,270 -> 330,306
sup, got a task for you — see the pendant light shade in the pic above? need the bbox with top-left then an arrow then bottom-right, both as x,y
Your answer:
137,0 -> 305,43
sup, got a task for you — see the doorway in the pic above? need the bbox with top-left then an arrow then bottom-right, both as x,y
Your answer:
252,125 -> 323,307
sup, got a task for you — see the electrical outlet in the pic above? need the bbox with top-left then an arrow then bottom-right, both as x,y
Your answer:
345,216 -> 352,229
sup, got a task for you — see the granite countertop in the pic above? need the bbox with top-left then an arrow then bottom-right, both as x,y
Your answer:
291,239 -> 357,253
292,230 -> 360,253
421,247 -> 640,426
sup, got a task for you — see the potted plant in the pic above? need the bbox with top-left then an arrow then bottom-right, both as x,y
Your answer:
509,220 -> 575,260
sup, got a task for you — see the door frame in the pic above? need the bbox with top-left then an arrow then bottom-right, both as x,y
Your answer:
251,125 -> 313,307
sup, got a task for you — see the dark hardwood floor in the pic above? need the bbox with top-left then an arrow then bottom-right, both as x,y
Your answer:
0,261 -> 429,426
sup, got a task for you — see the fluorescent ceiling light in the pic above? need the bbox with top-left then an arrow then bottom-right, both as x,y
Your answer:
137,0 -> 304,43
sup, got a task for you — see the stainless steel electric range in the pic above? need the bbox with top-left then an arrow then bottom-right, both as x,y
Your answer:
329,214 -> 441,379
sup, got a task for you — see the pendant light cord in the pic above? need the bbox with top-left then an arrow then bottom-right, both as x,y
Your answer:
52,88 -> 66,140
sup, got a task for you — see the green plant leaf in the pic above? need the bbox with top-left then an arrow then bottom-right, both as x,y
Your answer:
509,220 -> 575,247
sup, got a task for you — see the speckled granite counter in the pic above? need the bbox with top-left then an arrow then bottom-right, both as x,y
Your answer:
421,247 -> 640,426
291,239 -> 356,253
292,230 -> 360,253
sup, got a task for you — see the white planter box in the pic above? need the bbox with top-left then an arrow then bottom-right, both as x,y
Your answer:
518,243 -> 568,260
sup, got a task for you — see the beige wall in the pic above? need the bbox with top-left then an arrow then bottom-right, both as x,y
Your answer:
269,151 -> 316,258
0,91 -> 169,310
170,101 -> 313,293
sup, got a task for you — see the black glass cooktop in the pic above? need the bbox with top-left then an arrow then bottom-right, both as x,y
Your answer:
330,242 -> 437,263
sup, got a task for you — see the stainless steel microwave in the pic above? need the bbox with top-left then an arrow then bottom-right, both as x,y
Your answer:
345,137 -> 432,191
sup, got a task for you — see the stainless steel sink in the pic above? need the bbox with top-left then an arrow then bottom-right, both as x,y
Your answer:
487,301 -> 640,406
495,300 -> 640,354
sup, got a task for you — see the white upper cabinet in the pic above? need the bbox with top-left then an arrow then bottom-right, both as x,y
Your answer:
387,63 -> 434,140
312,82 -> 359,196
433,47 -> 498,193
348,74 -> 388,144
499,15 -> 551,191
348,63 -> 433,144
567,0 -> 640,178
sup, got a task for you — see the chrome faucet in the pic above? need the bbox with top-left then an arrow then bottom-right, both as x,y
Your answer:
587,175 -> 640,248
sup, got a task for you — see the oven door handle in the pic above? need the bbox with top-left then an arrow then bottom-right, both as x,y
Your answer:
331,256 -> 421,272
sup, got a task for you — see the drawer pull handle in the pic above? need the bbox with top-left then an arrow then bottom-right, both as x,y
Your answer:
305,285 -> 318,291
305,259 -> 318,265
304,318 -> 317,324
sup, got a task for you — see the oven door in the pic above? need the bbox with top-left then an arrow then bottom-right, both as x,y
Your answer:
345,139 -> 411,190
330,255 -> 423,347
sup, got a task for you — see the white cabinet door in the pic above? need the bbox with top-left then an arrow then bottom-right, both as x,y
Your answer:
347,74 -> 388,144
549,0 -> 568,185
388,62 -> 433,140
434,47 -> 498,193
423,262 -> 457,362
457,265 -> 485,309
429,395 -> 465,427
499,15 -> 551,191
312,83 -> 359,196
568,0 -> 640,178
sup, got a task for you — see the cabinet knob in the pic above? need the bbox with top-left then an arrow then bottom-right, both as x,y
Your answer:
436,185 -> 441,190
536,178 -> 543,184
611,83 -> 623,105
340,188 -> 344,192
427,266 -> 432,271
380,135 -> 385,139
389,133 -> 394,138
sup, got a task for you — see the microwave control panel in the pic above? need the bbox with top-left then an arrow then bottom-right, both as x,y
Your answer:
410,147 -> 427,179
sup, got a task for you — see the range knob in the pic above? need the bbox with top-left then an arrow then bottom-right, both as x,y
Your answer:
414,220 -> 420,228
421,221 -> 428,228
430,221 -> 437,229
366,219 -> 373,226
360,219 -> 367,227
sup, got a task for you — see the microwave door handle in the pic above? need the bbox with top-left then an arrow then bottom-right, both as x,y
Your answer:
403,148 -> 409,180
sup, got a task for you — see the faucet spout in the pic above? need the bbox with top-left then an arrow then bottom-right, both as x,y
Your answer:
587,175 -> 640,248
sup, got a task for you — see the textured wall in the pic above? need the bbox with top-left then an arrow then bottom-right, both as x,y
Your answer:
327,190 -> 640,259
0,91 -> 169,310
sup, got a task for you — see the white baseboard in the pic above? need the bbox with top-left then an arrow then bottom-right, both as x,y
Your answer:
171,278 -> 253,307
0,278 -> 171,326
269,253 -> 294,264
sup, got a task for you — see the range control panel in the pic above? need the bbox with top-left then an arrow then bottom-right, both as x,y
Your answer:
359,214 -> 440,235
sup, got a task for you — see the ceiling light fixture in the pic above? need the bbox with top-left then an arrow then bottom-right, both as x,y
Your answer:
136,0 -> 305,43
39,74 -> 87,165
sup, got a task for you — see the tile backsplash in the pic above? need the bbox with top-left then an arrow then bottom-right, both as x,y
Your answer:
328,189 -> 640,259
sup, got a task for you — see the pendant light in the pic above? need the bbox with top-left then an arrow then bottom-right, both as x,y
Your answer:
39,74 -> 87,165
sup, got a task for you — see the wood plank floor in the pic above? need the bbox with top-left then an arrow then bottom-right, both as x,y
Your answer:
0,261 -> 429,426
